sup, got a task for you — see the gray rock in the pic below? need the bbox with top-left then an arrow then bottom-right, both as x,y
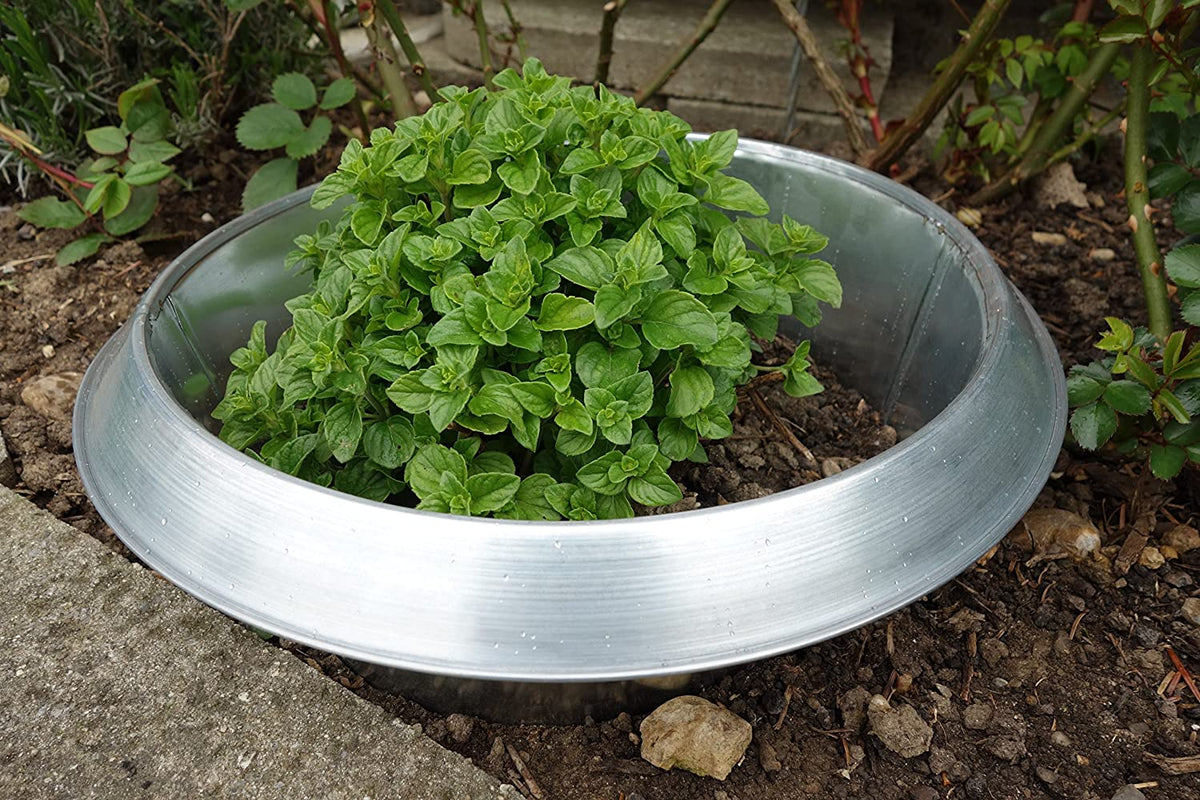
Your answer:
0,487 -> 517,800
1033,162 -> 1089,209
838,685 -> 873,732
640,695 -> 752,781
963,703 -> 994,731
1050,730 -> 1072,748
984,735 -> 1026,762
929,745 -> 971,782
979,637 -> 1009,667
19,372 -> 84,421
1111,786 -> 1147,800
1182,597 -> 1200,627
0,429 -> 16,488
867,695 -> 932,758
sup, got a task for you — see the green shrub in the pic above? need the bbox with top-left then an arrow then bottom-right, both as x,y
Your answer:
214,59 -> 841,520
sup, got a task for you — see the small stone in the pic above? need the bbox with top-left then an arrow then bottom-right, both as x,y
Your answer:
1035,766 -> 1059,784
956,207 -> 983,228
757,739 -> 782,772
1164,570 -> 1192,588
1132,623 -> 1160,648
963,704 -> 994,731
820,458 -> 843,478
894,674 -> 914,694
929,745 -> 971,781
1161,545 -> 1180,561
41,344 -> 55,359
1006,508 -> 1101,563
444,713 -> 474,744
984,735 -> 1026,762
979,637 -> 1009,667
613,711 -> 633,733
1181,597 -> 1200,627
838,686 -> 872,732
1089,247 -> 1116,262
867,695 -> 933,758
1164,525 -> 1200,554
17,222 -> 35,240
1138,546 -> 1165,570
201,211 -> 216,225
1087,191 -> 1107,208
1050,730 -> 1072,748
1033,162 -> 1089,209
1111,786 -> 1147,800
639,695 -> 752,781
1031,231 -> 1069,247
911,787 -> 939,800
19,372 -> 84,421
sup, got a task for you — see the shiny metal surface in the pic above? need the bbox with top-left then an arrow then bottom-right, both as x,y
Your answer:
75,138 -> 1065,721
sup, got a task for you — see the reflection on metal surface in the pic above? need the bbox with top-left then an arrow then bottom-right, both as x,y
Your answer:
74,138 -> 1066,723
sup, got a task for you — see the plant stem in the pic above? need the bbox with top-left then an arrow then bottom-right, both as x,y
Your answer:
364,2 -> 417,118
472,0 -> 495,90
594,0 -> 630,86
1044,99 -> 1124,167
862,0 -> 1010,172
838,0 -> 883,143
500,0 -> 527,62
1125,42 -> 1172,342
633,0 -> 734,106
288,1 -> 386,101
968,41 -> 1118,206
319,0 -> 371,141
773,0 -> 870,156
376,0 -> 440,100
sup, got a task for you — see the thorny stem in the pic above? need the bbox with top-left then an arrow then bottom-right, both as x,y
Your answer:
1125,42 -> 1172,342
376,0 -> 440,100
837,0 -> 884,143
594,0 -> 630,87
633,0 -> 734,106
319,0 -> 370,140
773,0 -> 870,157
471,0 -> 496,90
968,41 -> 1118,206
363,2 -> 417,118
287,1 -> 385,101
499,0 -> 527,62
862,0 -> 1011,173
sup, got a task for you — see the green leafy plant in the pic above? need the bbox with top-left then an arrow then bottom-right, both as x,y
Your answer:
12,78 -> 182,265
235,72 -> 356,211
1147,111 -> 1200,236
213,59 -> 840,520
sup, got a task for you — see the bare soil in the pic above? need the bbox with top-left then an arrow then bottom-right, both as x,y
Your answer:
2,141 -> 1199,800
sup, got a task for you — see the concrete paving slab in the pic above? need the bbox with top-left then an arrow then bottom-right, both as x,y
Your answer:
0,487 -> 517,800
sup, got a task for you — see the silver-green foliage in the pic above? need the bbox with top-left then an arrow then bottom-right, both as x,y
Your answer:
213,59 -> 841,520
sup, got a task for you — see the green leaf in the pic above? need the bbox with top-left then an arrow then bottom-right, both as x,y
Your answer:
272,72 -> 318,110
701,174 -> 769,215
128,139 -> 181,164
85,126 -> 127,155
1182,292 -> 1200,328
1066,373 -> 1106,406
406,444 -> 468,499
1102,380 -> 1152,415
448,150 -> 492,186
594,283 -> 640,328
285,116 -> 333,159
628,471 -> 683,507
1181,112 -> 1200,169
1175,182 -> 1200,235
1098,15 -> 1147,44
1070,401 -> 1117,449
243,158 -> 299,212
320,78 -> 357,110
1148,163 -> 1193,199
666,366 -> 714,418
236,103 -> 306,150
102,178 -> 132,219
1167,244 -> 1200,288
544,246 -> 614,290
104,185 -> 158,236
18,197 -> 86,230
323,400 -> 363,463
1160,388 -> 1192,424
640,290 -> 719,349
363,417 -> 416,469
55,233 -> 110,266
795,260 -> 843,307
123,161 -> 172,187
1149,444 -> 1186,480
536,293 -> 595,330
466,472 -> 521,514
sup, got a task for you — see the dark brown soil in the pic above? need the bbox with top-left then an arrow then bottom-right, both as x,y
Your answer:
3,139 -> 1200,800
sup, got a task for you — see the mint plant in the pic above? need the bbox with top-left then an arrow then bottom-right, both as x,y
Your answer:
14,78 -> 182,265
235,72 -> 356,212
214,59 -> 840,520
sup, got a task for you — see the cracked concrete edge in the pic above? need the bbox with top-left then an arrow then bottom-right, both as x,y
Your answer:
0,487 -> 519,800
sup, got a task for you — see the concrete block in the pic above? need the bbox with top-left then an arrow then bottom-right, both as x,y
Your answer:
667,97 -> 863,152
443,0 -> 892,113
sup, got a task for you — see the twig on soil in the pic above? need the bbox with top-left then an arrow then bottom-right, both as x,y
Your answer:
1068,611 -> 1086,640
1166,646 -> 1200,702
772,684 -> 794,730
1,254 -> 53,271
748,388 -> 817,469
505,742 -> 546,800
1145,752 -> 1200,775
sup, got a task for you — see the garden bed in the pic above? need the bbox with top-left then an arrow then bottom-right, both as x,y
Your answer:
2,142 -> 1199,800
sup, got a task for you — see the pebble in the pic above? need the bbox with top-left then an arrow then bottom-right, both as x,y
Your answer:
201,211 -> 216,225
17,222 -> 35,240
979,637 -> 1009,667
911,787 -> 939,800
1035,765 -> 1059,785
1033,162 -> 1089,209
1181,597 -> 1200,627
838,686 -> 872,732
1111,786 -> 1147,800
963,703 -> 994,731
41,344 -> 55,359
1164,524 -> 1200,554
955,207 -> 983,228
757,739 -> 782,773
1131,622 -> 1160,648
929,745 -> 971,781
19,372 -> 84,421
866,695 -> 933,758
1089,247 -> 1116,262
444,713 -> 474,744
1164,570 -> 1192,588
1031,231 -> 1069,247
1138,546 -> 1165,570
1006,508 -> 1100,563
639,695 -> 752,781
1050,730 -> 1072,748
